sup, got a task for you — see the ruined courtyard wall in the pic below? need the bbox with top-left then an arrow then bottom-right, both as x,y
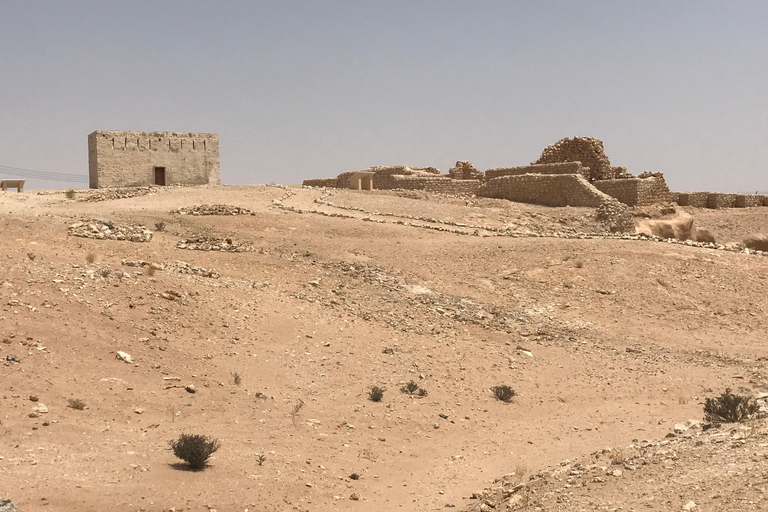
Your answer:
88,131 -> 220,189
485,162 -> 588,180
389,175 -> 481,194
477,174 -> 613,207
303,178 -> 338,188
593,176 -> 671,206
674,192 -> 768,209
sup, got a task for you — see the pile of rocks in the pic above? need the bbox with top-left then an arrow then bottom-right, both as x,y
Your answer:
533,136 -> 628,181
68,221 -> 153,242
168,261 -> 220,278
78,187 -> 156,202
176,236 -> 252,252
172,204 -> 253,216
595,201 -> 635,233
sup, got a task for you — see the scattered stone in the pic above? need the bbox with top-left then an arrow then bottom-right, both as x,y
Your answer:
5,354 -> 20,364
116,351 -> 133,363
78,187 -> 155,202
350,493 -> 360,501
176,236 -> 252,252
33,403 -> 48,414
172,204 -> 253,216
0,498 -> 20,512
682,500 -> 697,511
185,385 -> 197,394
169,261 -> 220,279
69,220 -> 153,242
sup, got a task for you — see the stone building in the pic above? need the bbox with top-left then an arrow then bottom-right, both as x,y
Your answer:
88,131 -> 220,188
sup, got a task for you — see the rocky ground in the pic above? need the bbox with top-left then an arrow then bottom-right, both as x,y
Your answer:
1,185 -> 767,512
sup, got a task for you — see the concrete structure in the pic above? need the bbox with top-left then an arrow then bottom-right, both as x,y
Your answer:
0,180 -> 25,192
88,131 -> 220,189
348,171 -> 374,190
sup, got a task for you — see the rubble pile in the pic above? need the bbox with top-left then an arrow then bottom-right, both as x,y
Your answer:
68,221 -> 153,242
172,204 -> 253,216
176,236 -> 252,252
595,201 -> 635,233
168,261 -> 220,278
78,187 -> 157,202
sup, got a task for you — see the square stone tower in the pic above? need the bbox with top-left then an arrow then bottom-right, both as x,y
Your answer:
88,131 -> 220,188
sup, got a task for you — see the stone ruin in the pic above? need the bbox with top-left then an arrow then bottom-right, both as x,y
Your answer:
302,137 -> 672,208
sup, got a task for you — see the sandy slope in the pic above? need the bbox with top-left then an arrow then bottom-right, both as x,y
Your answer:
1,185 -> 767,512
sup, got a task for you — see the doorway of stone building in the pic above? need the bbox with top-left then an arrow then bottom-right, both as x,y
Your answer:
154,167 -> 166,186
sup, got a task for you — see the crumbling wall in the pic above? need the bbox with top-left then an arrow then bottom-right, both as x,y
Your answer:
88,130 -> 220,188
303,178 -> 338,188
486,162 -> 588,180
477,174 -> 614,207
390,175 -> 481,194
532,137 -> 630,181
448,161 -> 484,181
593,176 -> 671,206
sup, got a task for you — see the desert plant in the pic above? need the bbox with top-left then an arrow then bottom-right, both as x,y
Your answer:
704,388 -> 758,423
368,386 -> 384,402
145,266 -> 156,277
86,252 -> 96,264
574,260 -> 584,269
65,189 -> 75,199
290,398 -> 305,425
491,385 -> 516,403
99,267 -> 111,278
256,454 -> 266,466
155,221 -> 166,232
68,398 -> 86,410
27,252 -> 36,261
231,372 -> 242,386
169,433 -> 220,470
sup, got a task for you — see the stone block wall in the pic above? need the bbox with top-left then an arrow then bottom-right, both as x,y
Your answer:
735,194 -> 763,207
706,193 -> 737,209
88,131 -> 220,188
675,192 -> 708,207
485,162 -> 588,180
532,137 -> 617,181
593,176 -> 671,206
477,174 -> 614,207
389,175 -> 481,194
303,178 -> 338,188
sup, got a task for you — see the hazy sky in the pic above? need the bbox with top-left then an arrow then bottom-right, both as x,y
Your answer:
1,1 -> 766,191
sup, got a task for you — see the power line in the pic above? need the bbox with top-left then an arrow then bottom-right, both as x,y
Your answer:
0,164 -> 89,183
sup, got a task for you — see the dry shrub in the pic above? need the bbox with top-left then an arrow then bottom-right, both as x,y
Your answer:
68,398 -> 86,410
491,385 -> 516,403
368,386 -> 384,402
170,433 -> 220,470
704,388 -> 758,423
86,252 -> 96,264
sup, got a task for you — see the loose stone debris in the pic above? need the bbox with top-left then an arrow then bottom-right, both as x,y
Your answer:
78,187 -> 157,202
68,221 -> 153,242
172,204 -> 253,216
176,236 -> 252,252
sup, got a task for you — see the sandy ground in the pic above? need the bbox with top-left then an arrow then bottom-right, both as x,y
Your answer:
1,185 -> 767,512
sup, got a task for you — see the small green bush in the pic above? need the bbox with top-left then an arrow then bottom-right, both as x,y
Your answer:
170,433 -> 220,470
704,388 -> 758,423
65,189 -> 76,199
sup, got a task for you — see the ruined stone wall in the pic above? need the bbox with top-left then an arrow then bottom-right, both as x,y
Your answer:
674,192 -> 768,208
303,178 -> 338,188
735,194 -> 764,207
448,161 -> 484,181
477,174 -> 614,207
88,131 -> 220,188
532,137 -> 627,181
390,175 -> 481,194
486,162 -> 588,180
593,176 -> 671,206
